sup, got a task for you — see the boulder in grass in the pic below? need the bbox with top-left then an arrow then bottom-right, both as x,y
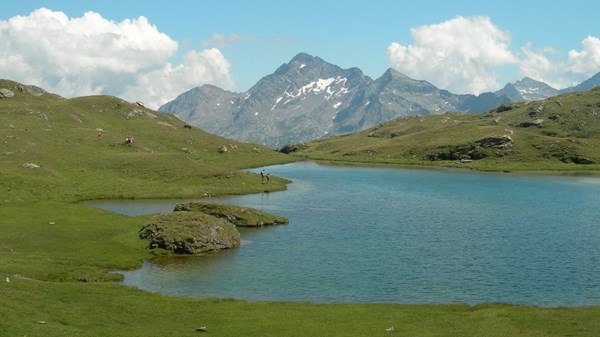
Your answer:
139,211 -> 240,254
0,88 -> 15,98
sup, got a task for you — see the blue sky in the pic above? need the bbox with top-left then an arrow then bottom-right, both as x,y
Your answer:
2,0 -> 599,108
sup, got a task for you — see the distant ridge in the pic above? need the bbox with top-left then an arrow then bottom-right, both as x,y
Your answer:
159,53 -> 600,148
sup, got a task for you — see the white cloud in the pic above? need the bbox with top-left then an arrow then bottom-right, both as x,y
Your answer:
518,44 -> 565,87
203,33 -> 256,49
518,36 -> 600,88
387,16 -> 517,95
388,16 -> 600,93
566,36 -> 600,80
123,48 -> 234,108
0,8 -> 234,109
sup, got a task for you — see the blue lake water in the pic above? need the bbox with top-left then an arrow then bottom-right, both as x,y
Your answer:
92,162 -> 600,306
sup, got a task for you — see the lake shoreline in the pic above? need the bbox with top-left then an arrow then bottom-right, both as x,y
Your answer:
116,162 -> 600,307
295,157 -> 600,177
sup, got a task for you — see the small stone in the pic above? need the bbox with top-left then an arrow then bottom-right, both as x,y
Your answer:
22,163 -> 40,169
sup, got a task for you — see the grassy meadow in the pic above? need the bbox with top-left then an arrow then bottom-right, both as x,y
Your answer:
2,78 -> 600,336
291,88 -> 600,175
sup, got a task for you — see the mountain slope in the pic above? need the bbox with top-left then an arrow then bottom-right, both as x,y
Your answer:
161,53 -> 371,148
495,77 -> 560,101
332,69 -> 462,133
287,87 -> 600,173
159,52 -> 600,149
567,72 -> 600,92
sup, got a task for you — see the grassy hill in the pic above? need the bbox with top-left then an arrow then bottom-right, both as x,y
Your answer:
288,87 -> 600,174
2,79 -> 600,337
1,79 -> 295,203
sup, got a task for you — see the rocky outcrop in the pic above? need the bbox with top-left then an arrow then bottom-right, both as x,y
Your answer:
140,202 -> 288,254
561,155 -> 596,165
426,145 -> 486,161
0,88 -> 14,98
278,144 -> 307,154
174,201 -> 288,227
139,212 -> 240,254
478,135 -> 513,149
518,119 -> 544,128
427,135 -> 513,161
495,103 -> 520,113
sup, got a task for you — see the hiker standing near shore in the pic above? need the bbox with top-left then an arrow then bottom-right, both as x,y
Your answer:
260,169 -> 270,183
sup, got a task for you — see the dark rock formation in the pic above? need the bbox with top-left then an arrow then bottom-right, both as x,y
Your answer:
478,135 -> 513,149
426,145 -> 486,161
278,144 -> 305,154
495,103 -> 520,113
518,119 -> 544,128
561,156 -> 596,164
427,135 -> 513,161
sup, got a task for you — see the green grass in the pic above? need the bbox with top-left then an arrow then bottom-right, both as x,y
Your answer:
2,280 -> 600,337
0,201 -> 149,282
2,79 -> 600,336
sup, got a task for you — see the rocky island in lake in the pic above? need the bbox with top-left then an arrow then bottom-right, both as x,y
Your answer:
139,202 -> 288,254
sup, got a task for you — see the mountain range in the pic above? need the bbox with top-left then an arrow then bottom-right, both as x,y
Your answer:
158,52 -> 600,148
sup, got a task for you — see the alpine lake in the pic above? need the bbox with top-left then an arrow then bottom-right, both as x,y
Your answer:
85,162 -> 600,306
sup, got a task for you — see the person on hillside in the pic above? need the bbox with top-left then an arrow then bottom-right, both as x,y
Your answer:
260,169 -> 266,183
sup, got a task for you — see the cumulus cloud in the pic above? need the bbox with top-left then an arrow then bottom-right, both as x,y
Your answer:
388,16 -> 600,93
517,44 -> 565,87
387,16 -> 517,94
517,36 -> 600,89
565,36 -> 600,81
0,8 -> 234,108
123,48 -> 234,108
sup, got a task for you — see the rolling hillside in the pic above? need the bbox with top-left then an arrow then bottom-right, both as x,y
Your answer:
286,87 -> 600,173
0,79 -> 293,204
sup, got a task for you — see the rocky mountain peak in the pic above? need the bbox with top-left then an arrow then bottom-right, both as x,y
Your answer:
289,52 -> 320,66
511,77 -> 558,101
382,68 -> 409,80
515,76 -> 545,86
159,54 -> 600,149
